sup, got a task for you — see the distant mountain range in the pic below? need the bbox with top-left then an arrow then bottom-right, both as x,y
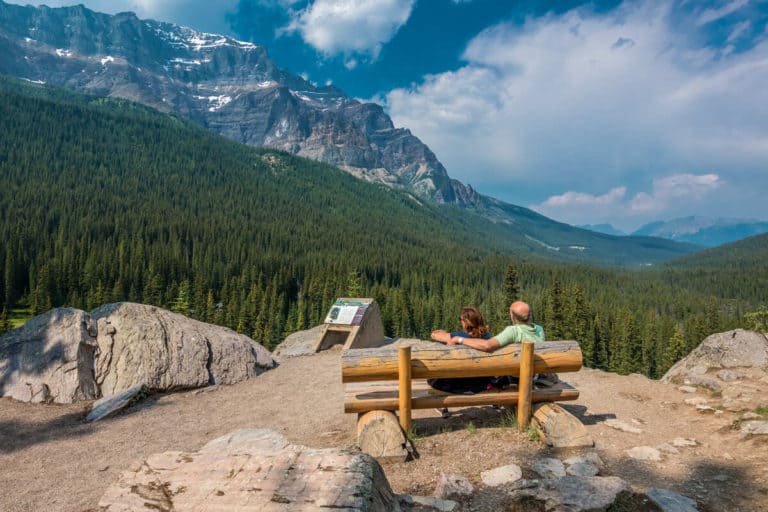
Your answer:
632,216 -> 768,247
579,216 -> 768,247
0,1 -> 700,265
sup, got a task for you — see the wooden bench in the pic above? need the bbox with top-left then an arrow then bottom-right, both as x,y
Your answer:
341,339 -> 582,455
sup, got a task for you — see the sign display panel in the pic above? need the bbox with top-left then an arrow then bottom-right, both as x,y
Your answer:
325,300 -> 370,326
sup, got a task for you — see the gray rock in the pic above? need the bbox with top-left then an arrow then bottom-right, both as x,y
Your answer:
1,303 -> 276,404
409,496 -> 457,511
678,385 -> 698,393
646,488 -> 699,511
605,419 -> 642,434
662,330 -> 768,383
739,420 -> 768,438
99,429 -> 401,511
741,412 -> 761,420
685,375 -> 721,392
717,369 -> 740,382
684,397 -> 709,406
434,473 -> 473,500
566,462 -> 600,477
91,303 -> 275,396
86,385 -> 145,422
0,308 -> 98,403
272,324 -> 327,358
480,464 -> 522,487
509,476 -> 630,511
626,446 -> 662,461
564,453 -> 604,469
531,458 -> 566,479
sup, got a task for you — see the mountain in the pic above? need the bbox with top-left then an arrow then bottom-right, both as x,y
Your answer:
0,0 -> 469,204
632,216 -> 768,247
577,224 -> 626,236
0,2 -> 699,266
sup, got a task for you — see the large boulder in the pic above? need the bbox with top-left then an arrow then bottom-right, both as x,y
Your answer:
662,329 -> 768,384
0,308 -> 98,403
0,303 -> 276,403
98,429 -> 401,511
91,303 -> 276,396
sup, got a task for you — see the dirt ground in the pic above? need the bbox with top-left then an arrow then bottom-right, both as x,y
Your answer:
1,351 -> 767,511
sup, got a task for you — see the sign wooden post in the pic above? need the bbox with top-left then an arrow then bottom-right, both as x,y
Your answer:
398,345 -> 412,433
517,341 -> 534,430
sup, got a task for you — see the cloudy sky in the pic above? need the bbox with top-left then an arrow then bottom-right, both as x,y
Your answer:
11,0 -> 768,231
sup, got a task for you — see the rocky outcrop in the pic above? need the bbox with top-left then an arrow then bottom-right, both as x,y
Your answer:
662,329 -> 768,384
91,303 -> 274,396
0,303 -> 276,403
663,329 -> 768,417
0,308 -> 98,403
99,429 -> 401,511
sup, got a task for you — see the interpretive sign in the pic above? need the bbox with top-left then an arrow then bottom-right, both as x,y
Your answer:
316,298 -> 385,351
325,300 -> 370,326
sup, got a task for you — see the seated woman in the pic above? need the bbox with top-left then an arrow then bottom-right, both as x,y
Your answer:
428,307 -> 496,401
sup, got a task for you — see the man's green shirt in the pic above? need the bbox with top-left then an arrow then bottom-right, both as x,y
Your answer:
495,324 -> 545,347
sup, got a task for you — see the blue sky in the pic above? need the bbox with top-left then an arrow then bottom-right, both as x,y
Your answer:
13,0 -> 768,231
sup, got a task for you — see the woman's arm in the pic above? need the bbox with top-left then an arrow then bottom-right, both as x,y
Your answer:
430,329 -> 452,343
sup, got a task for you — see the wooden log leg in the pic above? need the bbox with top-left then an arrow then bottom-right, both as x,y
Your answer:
532,403 -> 594,448
357,411 -> 409,460
517,341 -> 534,430
398,345 -> 412,433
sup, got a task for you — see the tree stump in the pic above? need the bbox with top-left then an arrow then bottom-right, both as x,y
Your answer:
532,403 -> 594,448
357,410 -> 409,460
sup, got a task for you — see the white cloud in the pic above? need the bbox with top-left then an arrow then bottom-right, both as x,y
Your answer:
285,0 -> 414,57
383,0 -> 768,227
697,0 -> 749,26
532,174 -> 723,229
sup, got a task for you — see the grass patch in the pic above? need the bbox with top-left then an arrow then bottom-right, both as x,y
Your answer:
526,426 -> 541,442
497,409 -> 518,429
406,425 -> 421,443
10,307 -> 33,329
754,406 -> 768,417
466,421 -> 477,435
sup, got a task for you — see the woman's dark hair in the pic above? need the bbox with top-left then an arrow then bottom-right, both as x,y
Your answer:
461,306 -> 489,338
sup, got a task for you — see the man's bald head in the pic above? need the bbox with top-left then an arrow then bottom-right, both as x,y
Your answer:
510,301 -> 532,325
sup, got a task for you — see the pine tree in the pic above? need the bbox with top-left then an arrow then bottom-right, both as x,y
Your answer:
503,264 -> 520,307
346,269 -> 363,298
665,325 -> 686,371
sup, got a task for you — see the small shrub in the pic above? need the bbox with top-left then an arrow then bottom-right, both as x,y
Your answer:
497,409 -> 518,429
526,426 -> 541,442
466,421 -> 477,435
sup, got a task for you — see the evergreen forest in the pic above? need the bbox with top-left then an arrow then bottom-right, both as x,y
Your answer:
1,76 -> 766,379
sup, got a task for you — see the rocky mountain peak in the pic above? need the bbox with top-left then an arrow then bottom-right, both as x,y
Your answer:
0,0 -> 471,203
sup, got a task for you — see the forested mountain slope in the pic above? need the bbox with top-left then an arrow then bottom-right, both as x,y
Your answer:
653,233 -> 768,304
0,76 -> 758,378
0,1 -> 698,264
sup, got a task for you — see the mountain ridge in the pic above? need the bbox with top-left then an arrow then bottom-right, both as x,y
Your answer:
0,1 -> 699,265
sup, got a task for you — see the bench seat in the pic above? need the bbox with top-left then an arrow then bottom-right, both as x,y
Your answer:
344,379 -> 579,414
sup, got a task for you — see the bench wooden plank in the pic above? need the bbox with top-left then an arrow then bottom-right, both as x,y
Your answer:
344,379 -> 579,414
341,340 -> 582,383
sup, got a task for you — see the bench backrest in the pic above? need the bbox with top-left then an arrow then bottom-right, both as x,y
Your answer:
341,339 -> 582,383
